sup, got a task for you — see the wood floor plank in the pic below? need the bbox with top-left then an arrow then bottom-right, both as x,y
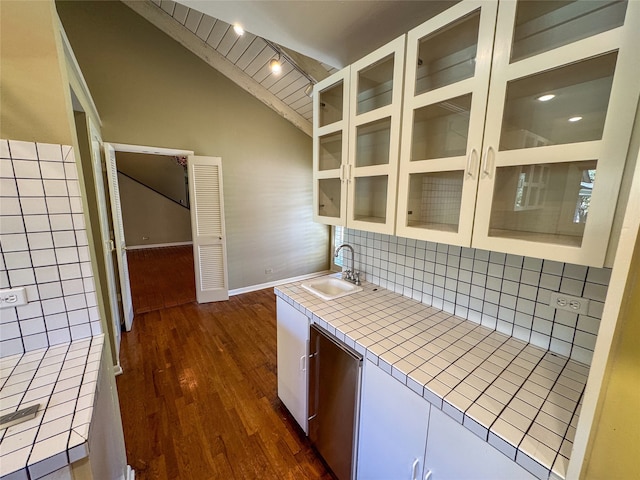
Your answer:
127,246 -> 196,315
117,278 -> 333,479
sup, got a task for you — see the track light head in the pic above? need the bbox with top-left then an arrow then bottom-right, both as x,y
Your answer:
304,83 -> 314,97
269,56 -> 282,74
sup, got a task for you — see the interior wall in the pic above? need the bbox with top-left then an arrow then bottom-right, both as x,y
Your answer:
56,0 -> 329,289
0,139 -> 101,357
582,213 -> 640,477
116,152 -> 188,206
118,172 -> 192,247
344,228 -> 610,365
0,1 -> 73,145
0,1 -> 116,363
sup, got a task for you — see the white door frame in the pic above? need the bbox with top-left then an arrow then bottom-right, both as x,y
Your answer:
103,142 -> 194,332
88,122 -> 123,369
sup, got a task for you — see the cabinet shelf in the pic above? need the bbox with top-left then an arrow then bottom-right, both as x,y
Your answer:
353,215 -> 386,224
407,221 -> 459,232
487,228 -> 583,247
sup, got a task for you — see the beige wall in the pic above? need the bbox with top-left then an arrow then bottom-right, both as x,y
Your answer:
0,0 -> 117,361
118,172 -> 192,247
56,0 -> 329,289
0,1 -> 73,145
582,234 -> 640,479
0,3 -> 130,469
117,152 -> 188,206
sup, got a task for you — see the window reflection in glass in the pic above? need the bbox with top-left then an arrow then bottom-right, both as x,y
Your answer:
490,160 -> 597,246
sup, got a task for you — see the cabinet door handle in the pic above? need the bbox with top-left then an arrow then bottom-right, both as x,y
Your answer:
424,469 -> 432,480
411,458 -> 420,480
466,148 -> 478,178
347,164 -> 352,183
300,355 -> 306,372
482,146 -> 495,178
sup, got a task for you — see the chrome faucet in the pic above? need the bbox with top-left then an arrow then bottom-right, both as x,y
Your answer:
335,244 -> 361,285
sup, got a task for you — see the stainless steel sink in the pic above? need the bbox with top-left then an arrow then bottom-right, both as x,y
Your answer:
301,277 -> 363,301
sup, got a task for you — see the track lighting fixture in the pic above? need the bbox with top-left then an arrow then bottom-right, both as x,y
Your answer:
304,83 -> 314,97
269,55 -> 283,74
262,39 -> 316,95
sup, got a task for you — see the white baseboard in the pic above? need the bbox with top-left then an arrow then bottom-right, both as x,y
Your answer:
229,271 -> 331,296
126,241 -> 192,250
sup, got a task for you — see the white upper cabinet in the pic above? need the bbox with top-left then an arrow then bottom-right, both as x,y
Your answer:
396,1 -> 498,245
347,36 -> 405,234
313,36 -> 405,234
314,68 -> 350,226
473,0 -> 639,266
395,0 -> 640,267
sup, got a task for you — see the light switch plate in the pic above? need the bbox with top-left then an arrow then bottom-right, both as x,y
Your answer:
549,292 -> 589,315
0,287 -> 28,309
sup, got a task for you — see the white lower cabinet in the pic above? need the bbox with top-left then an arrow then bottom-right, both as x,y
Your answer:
276,297 -> 309,433
357,359 -> 431,480
357,358 -> 535,480
424,408 -> 535,480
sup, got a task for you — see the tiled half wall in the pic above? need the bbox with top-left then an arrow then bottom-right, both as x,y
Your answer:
0,139 -> 101,358
343,228 -> 610,365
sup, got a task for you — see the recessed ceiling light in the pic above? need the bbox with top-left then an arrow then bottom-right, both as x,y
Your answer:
233,24 -> 245,36
537,94 -> 555,102
568,116 -> 583,122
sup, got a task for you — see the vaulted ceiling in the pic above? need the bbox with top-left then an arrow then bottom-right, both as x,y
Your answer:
123,0 -> 457,135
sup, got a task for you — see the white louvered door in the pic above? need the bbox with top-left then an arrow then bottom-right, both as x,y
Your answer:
103,143 -> 135,331
187,156 -> 229,303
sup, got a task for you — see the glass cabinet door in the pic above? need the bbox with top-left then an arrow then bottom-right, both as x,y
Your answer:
313,68 -> 350,226
396,1 -> 499,245
346,35 -> 406,234
473,0 -> 640,267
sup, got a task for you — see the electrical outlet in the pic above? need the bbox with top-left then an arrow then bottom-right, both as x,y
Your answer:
549,292 -> 589,315
0,287 -> 28,309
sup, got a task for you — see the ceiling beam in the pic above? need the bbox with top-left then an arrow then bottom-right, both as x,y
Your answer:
121,0 -> 312,137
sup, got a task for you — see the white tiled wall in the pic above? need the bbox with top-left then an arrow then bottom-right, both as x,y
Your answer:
0,139 -> 101,358
344,228 -> 610,365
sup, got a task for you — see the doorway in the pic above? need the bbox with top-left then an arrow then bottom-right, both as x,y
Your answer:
103,144 -> 230,331
116,149 -> 196,315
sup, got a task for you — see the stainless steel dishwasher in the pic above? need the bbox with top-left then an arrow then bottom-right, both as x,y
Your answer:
308,324 -> 363,480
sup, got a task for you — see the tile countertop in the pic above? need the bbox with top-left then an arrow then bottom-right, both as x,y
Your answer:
275,276 -> 587,480
0,335 -> 104,480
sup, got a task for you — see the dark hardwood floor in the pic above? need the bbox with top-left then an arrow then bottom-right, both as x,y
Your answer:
127,246 -> 196,314
117,254 -> 332,479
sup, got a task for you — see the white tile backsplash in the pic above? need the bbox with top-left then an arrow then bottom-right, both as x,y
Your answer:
0,140 -> 98,358
344,229 -> 610,365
